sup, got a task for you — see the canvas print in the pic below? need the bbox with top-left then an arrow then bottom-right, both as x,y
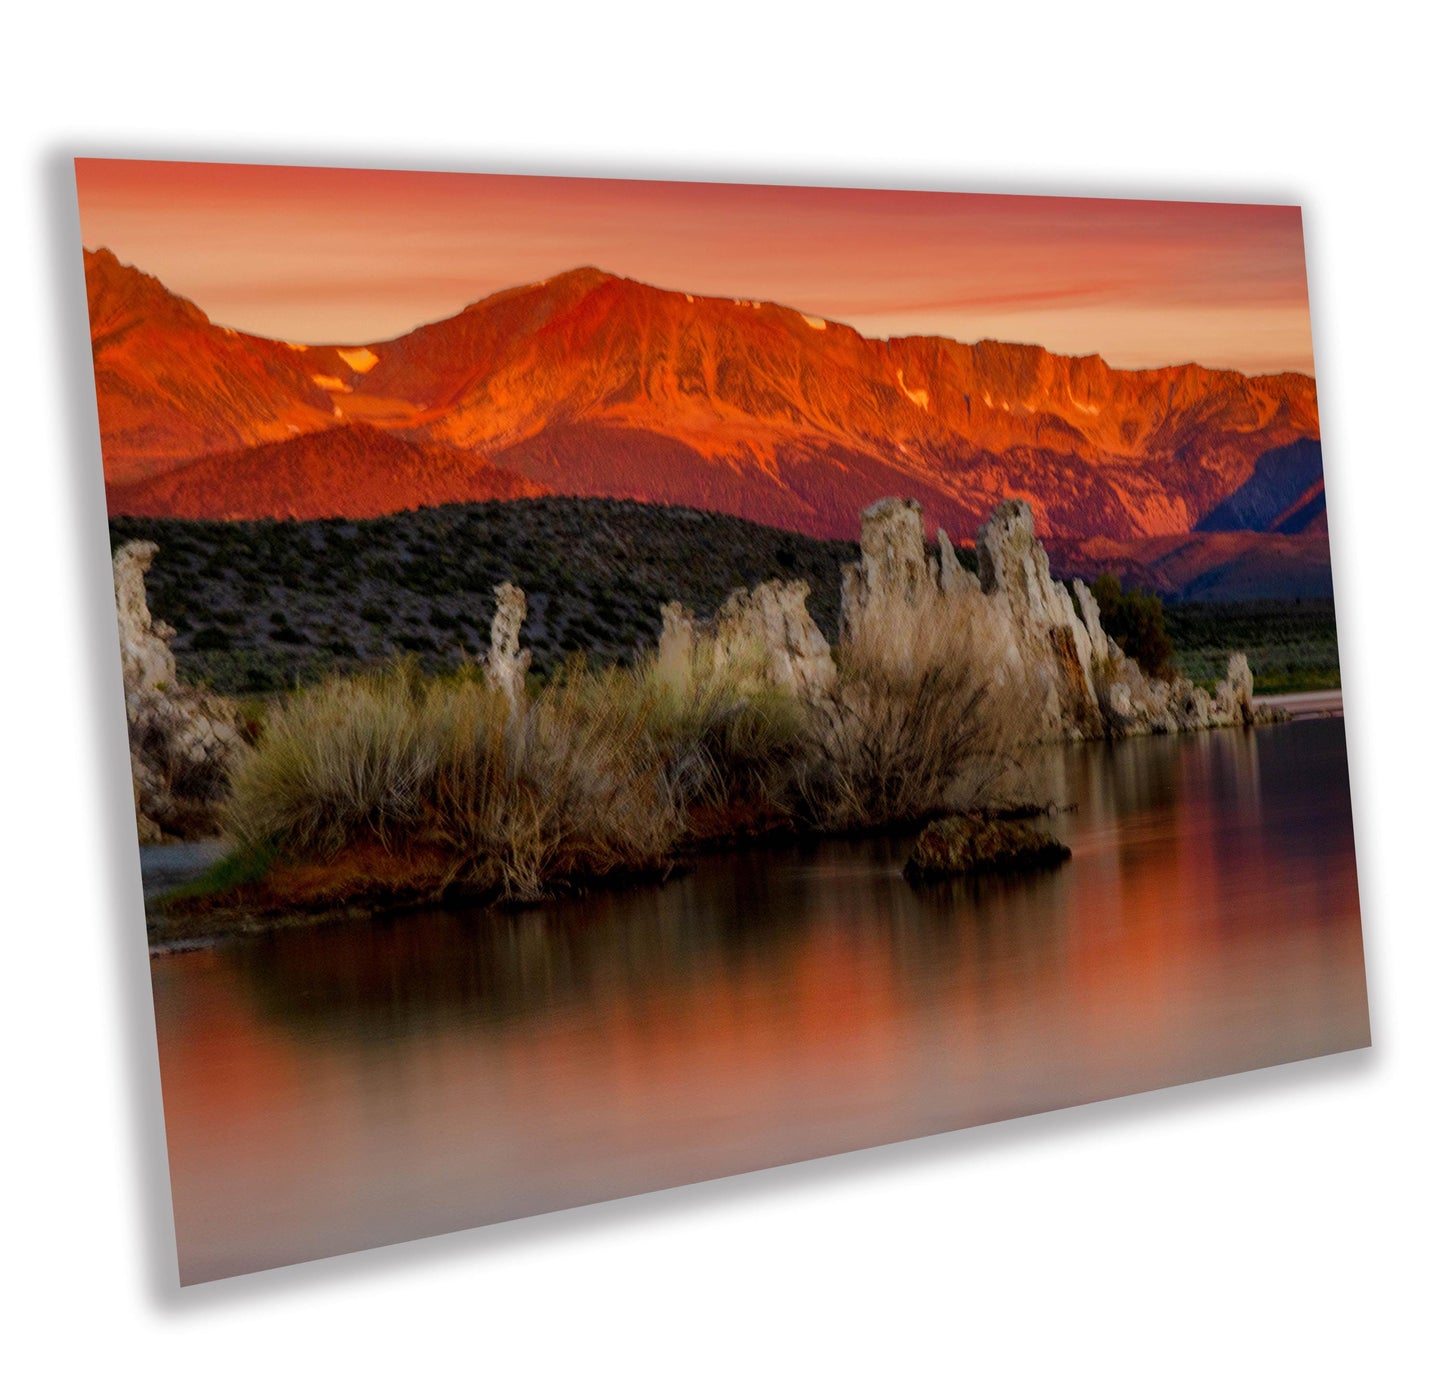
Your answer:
76,160 -> 1369,1284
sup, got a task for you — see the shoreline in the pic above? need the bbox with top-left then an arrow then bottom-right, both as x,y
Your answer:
142,715 -> 1338,954
1254,688 -> 1344,720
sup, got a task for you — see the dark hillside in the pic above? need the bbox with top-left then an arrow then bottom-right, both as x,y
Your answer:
109,496 -> 879,693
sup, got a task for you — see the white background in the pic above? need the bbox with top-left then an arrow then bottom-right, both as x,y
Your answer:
3,3 -> 1440,1395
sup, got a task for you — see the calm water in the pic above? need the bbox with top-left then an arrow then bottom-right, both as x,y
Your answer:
151,719 -> 1368,1284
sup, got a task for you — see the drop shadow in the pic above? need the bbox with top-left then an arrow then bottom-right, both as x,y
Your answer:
1295,205 -> 1380,1057
167,1042 -> 1374,1309
39,148 -> 181,1299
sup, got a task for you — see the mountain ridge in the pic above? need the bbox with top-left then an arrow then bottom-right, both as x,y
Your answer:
84,248 -> 1322,543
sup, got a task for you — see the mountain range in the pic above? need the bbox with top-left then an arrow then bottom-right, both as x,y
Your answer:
85,248 -> 1332,594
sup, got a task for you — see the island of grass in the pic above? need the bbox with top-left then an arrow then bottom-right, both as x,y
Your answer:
157,587 -> 1041,935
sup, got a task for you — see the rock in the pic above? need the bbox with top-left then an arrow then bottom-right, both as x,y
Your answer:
656,601 -> 698,694
975,499 -> 1104,740
840,497 -> 937,641
1212,651 -> 1256,727
713,580 -> 836,696
659,580 -> 837,697
114,541 -> 246,843
978,500 -> 1067,625
846,496 -> 1259,743
654,494 -> 1265,747
1227,651 -> 1255,723
938,528 -> 979,596
904,813 -> 1071,881
484,581 -> 531,712
1072,578 -> 1111,661
114,540 -> 177,695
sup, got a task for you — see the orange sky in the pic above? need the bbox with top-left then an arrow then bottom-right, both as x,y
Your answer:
74,159 -> 1314,375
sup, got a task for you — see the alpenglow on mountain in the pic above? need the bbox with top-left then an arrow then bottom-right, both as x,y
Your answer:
87,249 -> 1324,545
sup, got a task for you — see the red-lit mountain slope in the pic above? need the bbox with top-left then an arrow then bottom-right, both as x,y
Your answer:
106,423 -> 549,520
86,252 -> 1321,540
84,248 -> 341,482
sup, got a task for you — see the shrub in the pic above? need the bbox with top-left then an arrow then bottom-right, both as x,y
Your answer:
636,654 -> 807,824
226,666 -> 438,856
191,626 -> 232,651
799,591 -> 1036,829
1090,573 -> 1174,676
225,662 -> 684,902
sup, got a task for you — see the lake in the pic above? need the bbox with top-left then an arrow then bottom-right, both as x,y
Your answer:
149,718 -> 1368,1284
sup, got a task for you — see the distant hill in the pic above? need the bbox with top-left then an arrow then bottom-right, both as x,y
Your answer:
109,496 -> 867,693
1047,529 -> 1334,601
1195,438 -> 1327,534
86,248 -> 1321,543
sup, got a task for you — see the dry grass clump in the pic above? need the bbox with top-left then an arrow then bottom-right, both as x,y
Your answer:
225,667 -> 438,856
636,652 -> 807,825
227,664 -> 685,902
799,592 -> 1037,830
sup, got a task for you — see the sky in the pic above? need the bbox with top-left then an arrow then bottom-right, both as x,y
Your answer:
74,159 -> 1315,375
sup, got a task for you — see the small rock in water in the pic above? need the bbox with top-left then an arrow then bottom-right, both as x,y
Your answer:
903,814 -> 1070,881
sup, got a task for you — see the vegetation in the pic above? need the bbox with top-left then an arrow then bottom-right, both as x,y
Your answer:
798,590 -> 1030,829
109,498 -> 872,694
1088,572 -> 1174,677
1163,599 -> 1340,694
1072,576 -> 1339,695
210,596 -> 1034,910
226,663 -> 679,903
110,497 -> 984,695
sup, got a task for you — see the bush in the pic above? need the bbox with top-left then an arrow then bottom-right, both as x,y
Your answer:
636,654 -> 807,825
1090,573 -> 1173,676
798,591 -> 1036,830
226,663 -> 685,902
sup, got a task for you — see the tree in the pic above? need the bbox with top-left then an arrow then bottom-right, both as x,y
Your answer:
1090,572 -> 1174,677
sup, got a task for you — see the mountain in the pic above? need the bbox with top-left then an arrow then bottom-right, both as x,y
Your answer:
84,248 -> 337,482
1047,530 -> 1334,601
106,423 -> 549,520
1195,438 -> 1327,534
84,250 -> 1321,542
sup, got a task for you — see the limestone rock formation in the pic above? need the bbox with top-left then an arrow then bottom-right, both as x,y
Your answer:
974,499 -> 1106,740
661,494 -> 1262,748
1212,652 -> 1256,727
656,601 -> 698,693
840,498 -> 937,641
484,582 -> 532,713
838,496 -> 1264,744
114,541 -> 246,842
657,580 -> 836,697
713,580 -> 837,696
937,528 -> 978,596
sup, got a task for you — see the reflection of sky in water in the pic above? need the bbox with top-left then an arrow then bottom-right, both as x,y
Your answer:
152,720 -> 1367,1284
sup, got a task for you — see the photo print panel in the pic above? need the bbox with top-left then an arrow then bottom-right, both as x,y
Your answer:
76,158 -> 1368,1284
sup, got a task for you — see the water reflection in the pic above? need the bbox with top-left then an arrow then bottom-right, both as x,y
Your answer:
151,720 -> 1368,1283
